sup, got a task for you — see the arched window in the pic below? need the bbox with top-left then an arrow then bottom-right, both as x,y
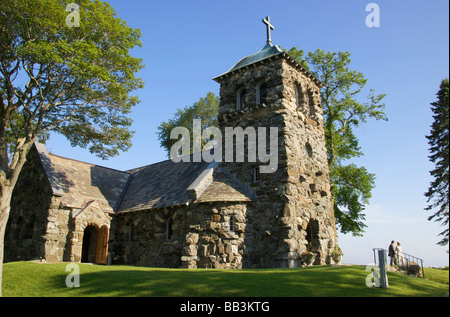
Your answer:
256,82 -> 267,105
237,88 -> 246,110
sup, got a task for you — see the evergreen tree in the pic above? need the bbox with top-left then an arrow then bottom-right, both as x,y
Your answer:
425,78 -> 449,247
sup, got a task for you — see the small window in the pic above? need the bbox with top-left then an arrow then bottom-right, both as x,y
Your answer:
127,223 -> 133,242
295,84 -> 303,108
229,215 -> 235,232
308,91 -> 315,117
237,88 -> 246,110
305,142 -> 313,158
166,218 -> 173,241
251,166 -> 260,183
256,82 -> 267,105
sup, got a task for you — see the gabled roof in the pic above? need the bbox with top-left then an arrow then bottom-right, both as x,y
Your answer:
195,172 -> 253,203
117,158 -> 210,213
35,143 -> 130,213
116,157 -> 253,213
33,143 -> 253,214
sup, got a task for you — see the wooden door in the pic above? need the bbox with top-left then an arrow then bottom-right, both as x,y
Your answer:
95,225 -> 109,264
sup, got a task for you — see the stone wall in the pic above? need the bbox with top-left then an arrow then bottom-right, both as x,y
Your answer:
37,197 -> 112,263
42,196 -> 70,262
279,59 -> 337,264
182,202 -> 248,269
5,147 -> 52,262
110,202 -> 248,269
5,146 -> 113,263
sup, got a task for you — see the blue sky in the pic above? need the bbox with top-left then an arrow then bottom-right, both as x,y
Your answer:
47,0 -> 449,266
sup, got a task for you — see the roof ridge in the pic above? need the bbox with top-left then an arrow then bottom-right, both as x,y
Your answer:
187,161 -> 219,200
125,150 -> 218,174
47,153 -> 130,175
113,173 -> 134,213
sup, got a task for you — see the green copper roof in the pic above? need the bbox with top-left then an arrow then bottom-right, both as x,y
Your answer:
212,16 -> 324,87
213,42 -> 283,81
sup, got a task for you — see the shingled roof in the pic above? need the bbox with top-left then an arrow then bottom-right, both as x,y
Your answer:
35,143 -> 130,213
33,143 -> 253,214
116,157 -> 253,213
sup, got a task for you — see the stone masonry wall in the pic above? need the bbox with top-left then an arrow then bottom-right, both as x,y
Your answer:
278,59 -> 337,264
5,147 -> 52,262
5,146 -> 113,263
110,202 -> 248,269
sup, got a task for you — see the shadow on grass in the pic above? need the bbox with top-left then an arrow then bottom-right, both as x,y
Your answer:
48,265 -> 394,297
4,262 -> 448,297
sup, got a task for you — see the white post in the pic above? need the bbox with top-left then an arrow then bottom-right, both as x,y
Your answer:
378,249 -> 389,288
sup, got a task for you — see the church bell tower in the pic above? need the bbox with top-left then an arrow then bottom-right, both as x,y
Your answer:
213,17 -> 337,267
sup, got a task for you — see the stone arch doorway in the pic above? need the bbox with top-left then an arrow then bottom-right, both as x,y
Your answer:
81,224 -> 109,264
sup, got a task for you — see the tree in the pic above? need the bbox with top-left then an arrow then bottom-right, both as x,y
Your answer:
303,49 -> 387,236
425,78 -> 449,247
0,0 -> 144,296
157,92 -> 219,156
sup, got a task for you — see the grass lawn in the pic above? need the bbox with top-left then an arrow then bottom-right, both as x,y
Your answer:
424,267 -> 449,285
2,261 -> 448,297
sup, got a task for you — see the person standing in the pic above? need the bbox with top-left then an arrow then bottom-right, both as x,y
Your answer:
388,240 -> 396,265
396,242 -> 404,266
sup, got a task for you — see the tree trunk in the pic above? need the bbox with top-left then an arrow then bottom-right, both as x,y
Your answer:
0,138 -> 36,296
0,187 -> 13,297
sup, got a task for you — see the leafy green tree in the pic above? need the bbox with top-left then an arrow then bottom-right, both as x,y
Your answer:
303,49 -> 387,236
0,0 -> 144,295
425,78 -> 449,247
157,92 -> 219,156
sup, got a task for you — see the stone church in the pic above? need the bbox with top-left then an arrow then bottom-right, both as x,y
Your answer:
5,17 -> 338,269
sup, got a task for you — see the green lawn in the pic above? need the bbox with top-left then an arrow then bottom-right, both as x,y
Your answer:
424,267 -> 449,285
2,261 -> 448,297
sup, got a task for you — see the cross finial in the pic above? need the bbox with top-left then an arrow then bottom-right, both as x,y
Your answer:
262,16 -> 274,45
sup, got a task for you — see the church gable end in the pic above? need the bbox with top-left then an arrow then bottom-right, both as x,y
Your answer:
5,145 -> 53,262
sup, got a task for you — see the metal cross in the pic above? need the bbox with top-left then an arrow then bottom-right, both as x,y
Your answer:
262,16 -> 274,45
